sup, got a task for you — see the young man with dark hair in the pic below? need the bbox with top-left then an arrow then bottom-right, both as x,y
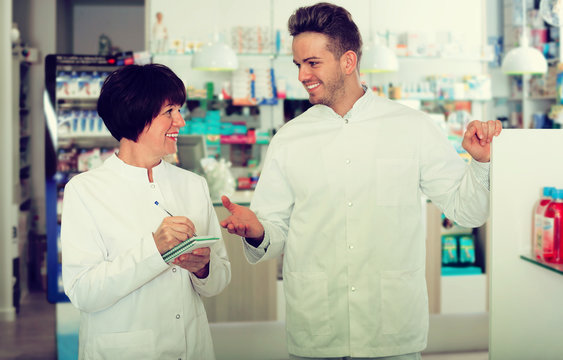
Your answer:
222,3 -> 501,359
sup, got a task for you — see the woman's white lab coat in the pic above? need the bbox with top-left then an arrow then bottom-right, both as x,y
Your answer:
62,154 -> 231,359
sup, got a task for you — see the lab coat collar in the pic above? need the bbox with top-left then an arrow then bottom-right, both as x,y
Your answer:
310,84 -> 379,123
105,153 -> 167,184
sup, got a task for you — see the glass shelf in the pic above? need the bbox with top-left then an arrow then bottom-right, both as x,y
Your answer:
520,254 -> 563,276
528,96 -> 557,100
153,52 -> 493,62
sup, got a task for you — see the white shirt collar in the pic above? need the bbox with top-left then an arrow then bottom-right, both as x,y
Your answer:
310,84 -> 374,122
105,153 -> 167,183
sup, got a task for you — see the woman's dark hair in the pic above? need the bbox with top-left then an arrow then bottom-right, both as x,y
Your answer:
287,2 -> 362,63
97,63 -> 186,142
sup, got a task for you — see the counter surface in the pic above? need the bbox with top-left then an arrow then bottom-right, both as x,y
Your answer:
213,190 -> 253,207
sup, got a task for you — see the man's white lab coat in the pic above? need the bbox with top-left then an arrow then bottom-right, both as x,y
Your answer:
244,89 -> 490,357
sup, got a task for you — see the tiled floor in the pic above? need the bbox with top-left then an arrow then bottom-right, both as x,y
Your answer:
422,352 -> 488,360
0,291 -> 57,360
0,291 -> 488,360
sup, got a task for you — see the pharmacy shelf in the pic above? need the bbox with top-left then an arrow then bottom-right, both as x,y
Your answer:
520,254 -> 563,276
154,52 -> 494,62
57,135 -> 118,149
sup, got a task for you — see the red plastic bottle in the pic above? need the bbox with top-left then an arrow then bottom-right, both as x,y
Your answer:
542,188 -> 563,263
533,187 -> 554,260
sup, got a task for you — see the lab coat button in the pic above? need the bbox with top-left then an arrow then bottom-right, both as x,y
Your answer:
349,245 -> 354,249
176,314 -> 180,319
351,286 -> 356,292
347,202 -> 353,207
345,159 -> 351,165
172,268 -> 177,273
150,184 -> 155,189
344,119 -> 349,124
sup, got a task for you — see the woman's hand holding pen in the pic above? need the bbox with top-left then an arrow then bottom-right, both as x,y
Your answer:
153,216 -> 196,254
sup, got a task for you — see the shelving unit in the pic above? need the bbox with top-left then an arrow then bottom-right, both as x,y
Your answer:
8,46 -> 34,315
44,54 -> 123,303
425,202 -> 488,315
147,0 -> 494,323
499,0 -> 560,129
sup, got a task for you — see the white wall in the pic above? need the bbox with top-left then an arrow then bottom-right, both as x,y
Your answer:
150,0 -> 488,108
73,4 -> 144,54
490,129 -> 563,359
148,0 -> 483,50
0,0 -> 16,322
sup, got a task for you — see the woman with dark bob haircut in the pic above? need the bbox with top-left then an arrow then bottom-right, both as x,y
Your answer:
60,64 -> 231,360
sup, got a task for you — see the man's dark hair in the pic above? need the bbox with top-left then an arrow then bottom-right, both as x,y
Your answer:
287,2 -> 362,62
97,63 -> 186,142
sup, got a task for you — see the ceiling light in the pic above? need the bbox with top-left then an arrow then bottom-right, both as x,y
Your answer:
360,43 -> 399,73
501,0 -> 547,75
360,1 -> 399,74
192,42 -> 238,72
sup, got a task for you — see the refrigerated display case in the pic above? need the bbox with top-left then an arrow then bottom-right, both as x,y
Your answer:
44,53 -> 137,359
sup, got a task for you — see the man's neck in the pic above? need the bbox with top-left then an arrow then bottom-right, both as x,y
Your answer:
331,82 -> 366,117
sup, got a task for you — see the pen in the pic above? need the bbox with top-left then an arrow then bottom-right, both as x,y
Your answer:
154,201 -> 198,237
154,201 -> 173,217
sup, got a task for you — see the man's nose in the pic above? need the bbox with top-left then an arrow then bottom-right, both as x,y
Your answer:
298,66 -> 310,83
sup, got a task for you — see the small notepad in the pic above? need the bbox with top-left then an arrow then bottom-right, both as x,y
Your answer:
162,236 -> 219,263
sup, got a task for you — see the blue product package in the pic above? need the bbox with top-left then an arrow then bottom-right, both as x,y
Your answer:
459,235 -> 476,264
442,235 -> 458,265
205,110 -> 221,124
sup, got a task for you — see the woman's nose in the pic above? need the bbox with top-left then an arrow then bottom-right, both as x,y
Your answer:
174,112 -> 186,128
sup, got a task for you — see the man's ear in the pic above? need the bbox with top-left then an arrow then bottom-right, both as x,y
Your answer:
341,50 -> 358,75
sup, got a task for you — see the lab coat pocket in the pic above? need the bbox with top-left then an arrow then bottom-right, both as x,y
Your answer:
380,267 -> 427,335
284,272 -> 331,336
375,159 -> 419,206
87,329 -> 155,360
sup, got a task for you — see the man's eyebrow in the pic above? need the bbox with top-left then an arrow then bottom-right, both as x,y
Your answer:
293,56 -> 321,64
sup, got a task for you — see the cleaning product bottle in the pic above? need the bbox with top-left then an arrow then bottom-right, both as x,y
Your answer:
533,187 -> 554,260
542,188 -> 563,263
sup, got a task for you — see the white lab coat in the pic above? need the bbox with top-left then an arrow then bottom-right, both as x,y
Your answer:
61,154 -> 231,360
244,89 -> 490,357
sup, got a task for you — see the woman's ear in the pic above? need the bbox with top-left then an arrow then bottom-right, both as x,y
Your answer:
341,50 -> 358,75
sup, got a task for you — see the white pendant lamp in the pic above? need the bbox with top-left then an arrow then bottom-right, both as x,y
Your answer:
360,2 -> 398,74
361,43 -> 399,73
501,0 -> 548,75
192,39 -> 238,72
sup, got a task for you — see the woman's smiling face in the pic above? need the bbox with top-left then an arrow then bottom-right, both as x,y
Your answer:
136,101 -> 185,157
